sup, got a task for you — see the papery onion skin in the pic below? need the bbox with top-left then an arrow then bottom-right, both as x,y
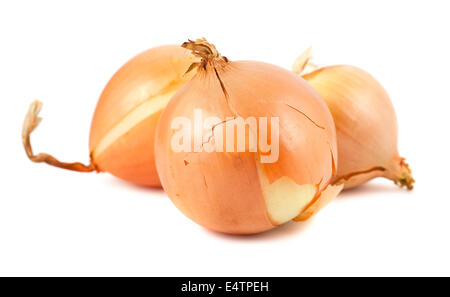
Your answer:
155,40 -> 338,234
89,45 -> 198,186
23,45 -> 198,187
301,65 -> 414,190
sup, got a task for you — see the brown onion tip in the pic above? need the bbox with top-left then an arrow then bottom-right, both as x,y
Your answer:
391,158 -> 415,190
181,38 -> 228,74
182,38 -> 221,60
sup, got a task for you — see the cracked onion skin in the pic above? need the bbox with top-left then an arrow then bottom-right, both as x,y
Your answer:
23,45 -> 198,187
155,39 -> 339,234
300,64 -> 414,190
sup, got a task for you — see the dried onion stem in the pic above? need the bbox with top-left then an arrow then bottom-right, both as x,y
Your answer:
22,101 -> 96,172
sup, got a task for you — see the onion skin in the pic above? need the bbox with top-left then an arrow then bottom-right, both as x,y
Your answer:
23,45 -> 198,187
301,65 -> 414,190
89,45 -> 195,151
155,40 -> 338,234
89,45 -> 198,186
92,109 -> 163,186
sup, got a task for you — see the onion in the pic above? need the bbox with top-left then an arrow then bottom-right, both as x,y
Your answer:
155,39 -> 341,234
293,49 -> 414,190
22,45 -> 198,186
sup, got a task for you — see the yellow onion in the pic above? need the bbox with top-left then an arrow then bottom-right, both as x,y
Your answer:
22,45 -> 199,186
293,49 -> 414,190
155,39 -> 341,234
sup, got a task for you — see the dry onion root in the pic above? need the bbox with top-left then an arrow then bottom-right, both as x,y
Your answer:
22,45 -> 199,186
293,49 -> 414,190
155,39 -> 342,234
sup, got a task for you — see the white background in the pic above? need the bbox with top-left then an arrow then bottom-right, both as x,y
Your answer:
1,0 -> 449,276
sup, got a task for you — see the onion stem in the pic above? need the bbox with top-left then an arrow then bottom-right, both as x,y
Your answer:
22,101 -> 96,172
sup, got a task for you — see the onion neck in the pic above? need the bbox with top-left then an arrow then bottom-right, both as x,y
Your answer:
331,156 -> 414,190
384,156 -> 415,190
182,38 -> 228,73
